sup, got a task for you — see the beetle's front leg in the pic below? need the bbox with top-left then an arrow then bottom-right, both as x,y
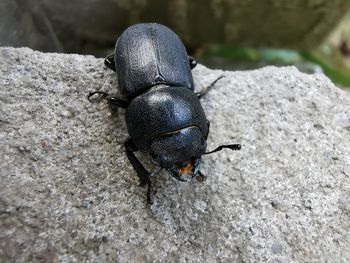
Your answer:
124,138 -> 153,204
125,138 -> 150,185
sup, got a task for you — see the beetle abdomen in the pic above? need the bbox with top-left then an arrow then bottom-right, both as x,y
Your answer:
125,85 -> 208,151
115,23 -> 194,98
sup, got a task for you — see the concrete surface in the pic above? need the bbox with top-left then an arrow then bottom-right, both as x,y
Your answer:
0,47 -> 350,262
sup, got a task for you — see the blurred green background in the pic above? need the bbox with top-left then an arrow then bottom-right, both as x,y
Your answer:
1,0 -> 350,87
201,12 -> 350,88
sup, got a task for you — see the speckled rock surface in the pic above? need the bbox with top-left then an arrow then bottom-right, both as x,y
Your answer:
1,47 -> 350,263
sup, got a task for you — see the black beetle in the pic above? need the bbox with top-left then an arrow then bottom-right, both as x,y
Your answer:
88,23 -> 241,203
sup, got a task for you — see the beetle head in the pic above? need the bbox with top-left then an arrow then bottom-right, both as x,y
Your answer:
149,126 -> 206,180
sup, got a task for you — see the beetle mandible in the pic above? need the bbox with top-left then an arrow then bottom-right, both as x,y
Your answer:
88,23 -> 241,204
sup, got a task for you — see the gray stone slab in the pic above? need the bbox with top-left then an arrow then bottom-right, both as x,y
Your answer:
1,47 -> 350,262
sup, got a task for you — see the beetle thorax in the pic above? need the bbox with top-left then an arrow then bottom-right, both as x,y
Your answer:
125,85 -> 209,153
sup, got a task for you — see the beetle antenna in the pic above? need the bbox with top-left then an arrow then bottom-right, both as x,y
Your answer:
204,144 -> 241,155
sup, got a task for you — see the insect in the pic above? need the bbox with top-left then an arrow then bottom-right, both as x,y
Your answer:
88,23 -> 241,203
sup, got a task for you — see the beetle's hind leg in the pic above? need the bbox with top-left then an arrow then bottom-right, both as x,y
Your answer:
104,53 -> 116,71
124,138 -> 154,204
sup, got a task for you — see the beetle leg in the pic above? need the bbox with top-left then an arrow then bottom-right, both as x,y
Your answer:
88,91 -> 128,109
104,53 -> 116,71
196,75 -> 224,99
147,180 -> 153,204
124,138 -> 154,204
124,138 -> 150,186
188,56 -> 197,69
108,97 -> 128,110
87,91 -> 108,102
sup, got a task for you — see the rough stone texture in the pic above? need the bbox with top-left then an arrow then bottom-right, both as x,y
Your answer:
1,0 -> 350,54
1,47 -> 350,262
